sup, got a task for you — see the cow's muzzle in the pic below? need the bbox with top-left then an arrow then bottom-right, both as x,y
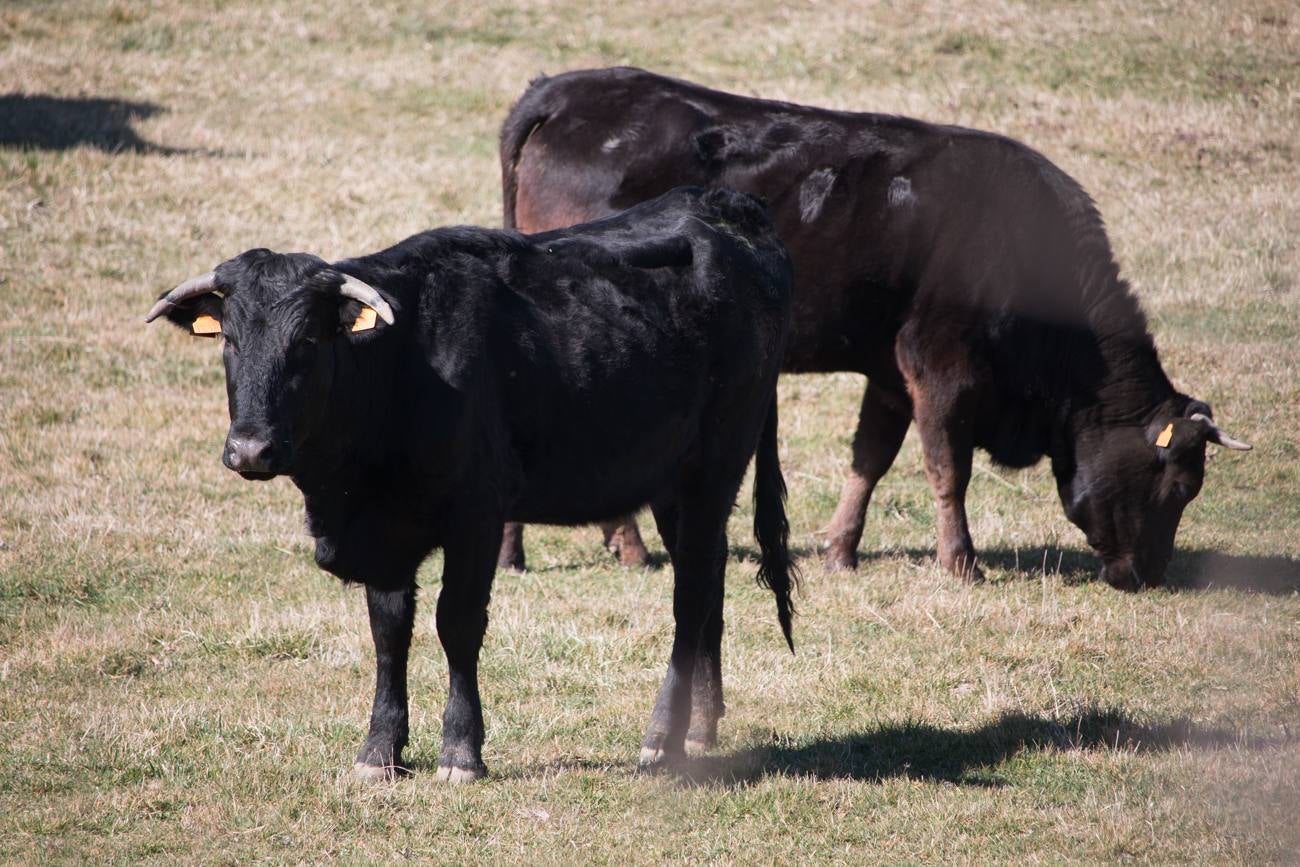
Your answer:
1100,555 -> 1168,591
223,435 -> 281,480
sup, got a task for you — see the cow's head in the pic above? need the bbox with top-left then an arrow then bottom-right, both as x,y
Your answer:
147,249 -> 395,479
1056,397 -> 1250,589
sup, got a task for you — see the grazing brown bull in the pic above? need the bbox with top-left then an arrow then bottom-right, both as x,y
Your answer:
496,66 -> 1250,590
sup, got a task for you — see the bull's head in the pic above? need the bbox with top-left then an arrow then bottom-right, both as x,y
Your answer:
146,249 -> 394,479
1056,397 -> 1250,589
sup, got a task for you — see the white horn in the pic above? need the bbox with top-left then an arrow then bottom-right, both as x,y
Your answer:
337,274 -> 395,325
1189,413 -> 1252,451
145,271 -> 218,322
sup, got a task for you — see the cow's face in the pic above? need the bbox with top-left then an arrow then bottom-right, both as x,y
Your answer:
1057,399 -> 1249,589
147,250 -> 395,479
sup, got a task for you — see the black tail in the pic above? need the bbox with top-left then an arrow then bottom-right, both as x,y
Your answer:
753,396 -> 798,652
498,74 -> 555,230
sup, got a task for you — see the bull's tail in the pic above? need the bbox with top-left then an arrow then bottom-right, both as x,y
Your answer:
499,74 -> 556,230
753,396 -> 799,653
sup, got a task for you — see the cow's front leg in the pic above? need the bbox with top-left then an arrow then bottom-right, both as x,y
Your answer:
354,584 -> 416,781
435,521 -> 502,782
909,394 -> 981,580
823,381 -> 912,571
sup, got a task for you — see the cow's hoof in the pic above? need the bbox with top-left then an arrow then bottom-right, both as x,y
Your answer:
638,745 -> 687,768
434,764 -> 486,784
822,546 -> 858,572
618,546 -> 650,569
684,737 -> 715,756
352,762 -> 406,782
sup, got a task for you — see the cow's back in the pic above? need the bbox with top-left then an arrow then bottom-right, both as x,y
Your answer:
400,185 -> 791,524
502,68 -> 1135,390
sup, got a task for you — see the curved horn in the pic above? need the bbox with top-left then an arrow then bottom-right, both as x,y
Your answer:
145,271 -> 218,323
1188,413 -> 1252,451
337,273 -> 395,325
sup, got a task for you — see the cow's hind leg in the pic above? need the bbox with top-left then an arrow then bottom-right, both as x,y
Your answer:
823,380 -> 912,571
435,521 -> 503,782
497,522 -> 526,572
652,499 -> 723,753
686,574 -> 724,754
599,515 -> 650,568
354,584 -> 416,781
641,495 -> 727,766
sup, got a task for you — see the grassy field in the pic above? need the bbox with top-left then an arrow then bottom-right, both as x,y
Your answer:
2,0 -> 1298,862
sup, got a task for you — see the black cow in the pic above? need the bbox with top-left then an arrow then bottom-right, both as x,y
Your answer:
496,66 -> 1251,590
146,187 -> 797,780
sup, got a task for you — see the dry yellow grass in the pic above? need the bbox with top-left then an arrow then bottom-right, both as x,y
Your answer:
2,0 -> 1298,862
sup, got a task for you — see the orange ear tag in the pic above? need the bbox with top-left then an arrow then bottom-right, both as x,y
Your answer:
191,314 -> 221,335
352,306 -> 378,332
1155,423 -> 1174,448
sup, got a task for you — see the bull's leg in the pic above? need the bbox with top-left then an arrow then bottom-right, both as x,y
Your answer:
640,501 -> 727,766
435,521 -> 503,782
497,521 -> 525,572
823,381 -> 912,571
353,584 -> 416,781
599,515 -> 650,567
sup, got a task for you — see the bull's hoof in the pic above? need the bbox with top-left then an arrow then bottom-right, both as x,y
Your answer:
351,762 -> 407,782
684,737 -> 716,756
434,764 -> 486,784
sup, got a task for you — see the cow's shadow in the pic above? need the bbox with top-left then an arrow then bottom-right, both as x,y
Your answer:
506,706 -> 1282,786
849,545 -> 1300,596
0,93 -> 200,155
674,706 -> 1280,787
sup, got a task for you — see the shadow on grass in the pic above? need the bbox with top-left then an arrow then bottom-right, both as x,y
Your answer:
503,534 -> 1297,596
677,707 -> 1283,787
843,545 -> 1299,596
0,93 -> 209,155
1165,549 -> 1300,595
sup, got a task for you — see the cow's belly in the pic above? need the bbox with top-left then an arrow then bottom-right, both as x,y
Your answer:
507,412 -> 699,525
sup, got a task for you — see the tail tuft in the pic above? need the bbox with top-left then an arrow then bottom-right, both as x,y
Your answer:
753,398 -> 799,653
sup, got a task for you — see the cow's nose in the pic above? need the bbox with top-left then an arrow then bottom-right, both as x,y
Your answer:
224,436 -> 275,473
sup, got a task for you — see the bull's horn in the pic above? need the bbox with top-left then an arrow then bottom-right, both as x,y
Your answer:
145,271 -> 218,322
1188,413 -> 1252,451
337,273 -> 395,325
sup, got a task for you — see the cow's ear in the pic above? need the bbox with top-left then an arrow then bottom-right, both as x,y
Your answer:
1150,418 -> 1203,459
323,270 -> 395,335
179,295 -> 224,337
145,271 -> 224,336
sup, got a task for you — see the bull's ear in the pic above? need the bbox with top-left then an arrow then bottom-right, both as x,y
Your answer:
145,271 -> 224,336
